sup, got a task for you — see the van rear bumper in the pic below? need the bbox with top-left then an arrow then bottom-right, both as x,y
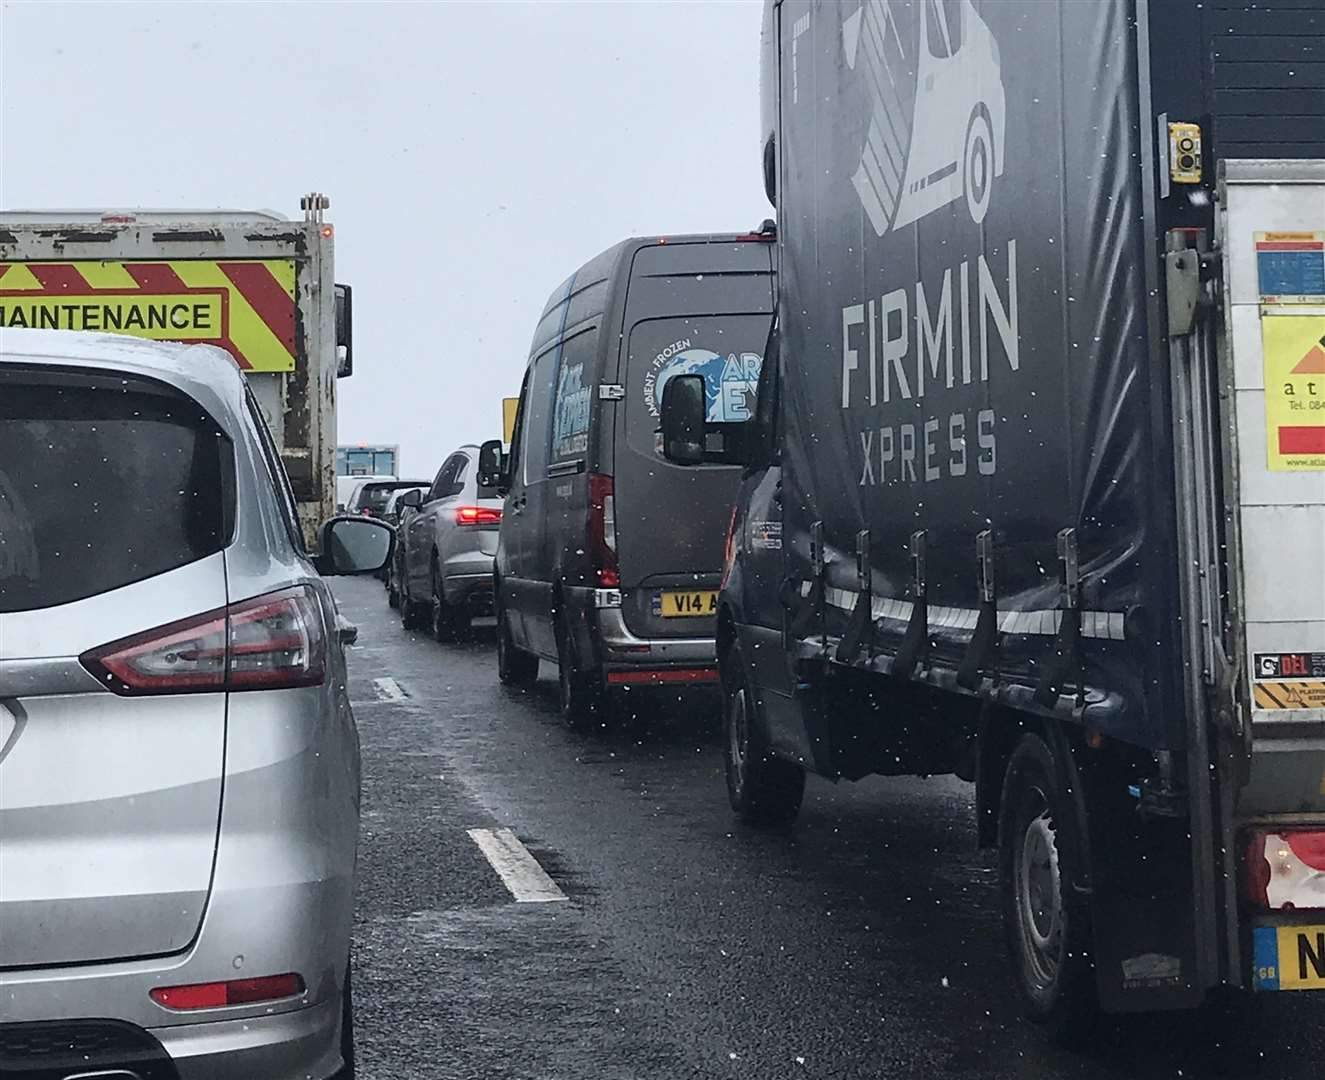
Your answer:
593,604 -> 717,666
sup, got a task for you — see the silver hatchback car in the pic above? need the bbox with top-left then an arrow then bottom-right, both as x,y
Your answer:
0,329 -> 391,1079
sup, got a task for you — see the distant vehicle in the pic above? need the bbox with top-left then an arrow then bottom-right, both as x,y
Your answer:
347,478 -> 431,519
0,328 -> 393,1079
396,445 -> 503,641
477,230 -> 775,727
337,444 -> 399,478
0,194 -> 352,547
379,486 -> 426,591
336,473 -> 395,513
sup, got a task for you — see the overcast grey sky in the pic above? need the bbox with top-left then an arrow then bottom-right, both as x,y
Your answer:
0,0 -> 765,477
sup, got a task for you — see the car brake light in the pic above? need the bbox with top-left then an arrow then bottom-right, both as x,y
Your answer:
81,585 -> 327,696
588,473 -> 619,588
151,973 -> 305,1011
1241,828 -> 1325,911
455,505 -> 502,526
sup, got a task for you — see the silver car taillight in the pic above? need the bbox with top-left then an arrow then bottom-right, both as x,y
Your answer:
81,585 -> 327,695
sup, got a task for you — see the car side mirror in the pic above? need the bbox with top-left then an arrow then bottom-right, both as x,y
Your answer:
315,516 -> 393,576
660,375 -> 708,465
477,439 -> 507,489
397,488 -> 423,511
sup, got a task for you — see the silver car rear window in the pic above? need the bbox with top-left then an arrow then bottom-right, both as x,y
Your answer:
0,366 -> 233,613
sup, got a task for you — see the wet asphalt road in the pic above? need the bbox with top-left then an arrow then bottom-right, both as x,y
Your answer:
333,576 -> 1323,1080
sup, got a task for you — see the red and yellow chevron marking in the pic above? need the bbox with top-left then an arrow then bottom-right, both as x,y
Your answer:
0,259 -> 296,372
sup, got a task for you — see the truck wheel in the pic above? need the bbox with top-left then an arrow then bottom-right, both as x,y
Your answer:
998,732 -> 1097,1041
963,108 -> 994,225
431,564 -> 468,643
497,604 -> 539,687
723,651 -> 804,826
556,618 -> 605,731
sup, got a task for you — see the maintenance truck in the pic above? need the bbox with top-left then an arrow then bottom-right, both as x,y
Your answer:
0,193 -> 353,545
660,0 -> 1325,1033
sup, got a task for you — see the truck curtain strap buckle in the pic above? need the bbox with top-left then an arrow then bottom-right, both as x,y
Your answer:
892,530 -> 929,677
835,528 -> 874,664
1034,527 -> 1084,707
957,530 -> 999,690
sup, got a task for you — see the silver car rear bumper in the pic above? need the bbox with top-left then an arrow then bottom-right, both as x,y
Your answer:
155,996 -> 341,1080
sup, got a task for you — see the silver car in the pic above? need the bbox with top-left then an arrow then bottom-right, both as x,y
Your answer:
0,328 -> 391,1079
397,444 -> 502,641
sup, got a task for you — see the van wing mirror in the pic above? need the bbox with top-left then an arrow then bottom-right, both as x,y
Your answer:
660,375 -> 707,465
477,439 -> 508,489
660,375 -> 751,466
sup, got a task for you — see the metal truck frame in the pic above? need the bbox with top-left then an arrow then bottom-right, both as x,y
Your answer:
0,193 -> 351,546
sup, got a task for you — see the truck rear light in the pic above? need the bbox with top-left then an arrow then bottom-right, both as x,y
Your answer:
81,586 -> 327,696
588,473 -> 619,588
150,973 -> 305,1011
455,505 -> 502,526
1241,829 -> 1325,911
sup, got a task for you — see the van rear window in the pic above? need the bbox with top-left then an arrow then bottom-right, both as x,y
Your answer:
625,313 -> 772,460
0,368 -> 232,613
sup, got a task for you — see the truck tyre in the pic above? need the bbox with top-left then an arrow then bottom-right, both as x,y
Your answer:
556,617 -> 605,731
723,648 -> 805,827
497,604 -> 539,687
998,732 -> 1097,1042
431,562 -> 468,643
963,108 -> 994,225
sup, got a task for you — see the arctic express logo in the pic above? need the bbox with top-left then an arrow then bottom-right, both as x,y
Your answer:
642,339 -> 762,424
842,0 -> 1007,234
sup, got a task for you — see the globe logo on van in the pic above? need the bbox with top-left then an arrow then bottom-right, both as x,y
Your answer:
644,344 -> 762,424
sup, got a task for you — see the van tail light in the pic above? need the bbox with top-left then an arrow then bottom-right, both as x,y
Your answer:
455,505 -> 502,526
1241,828 -> 1325,911
151,973 -> 305,1011
81,585 -> 327,696
588,473 -> 619,588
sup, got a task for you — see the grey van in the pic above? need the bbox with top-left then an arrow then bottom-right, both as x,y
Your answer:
481,230 -> 775,725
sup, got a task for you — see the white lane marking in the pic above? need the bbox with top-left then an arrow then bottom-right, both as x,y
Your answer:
372,677 -> 407,701
466,827 -> 568,904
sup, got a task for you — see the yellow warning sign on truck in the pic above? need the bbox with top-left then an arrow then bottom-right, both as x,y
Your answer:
1261,311 -> 1325,471
1253,681 -> 1325,711
0,259 -> 297,372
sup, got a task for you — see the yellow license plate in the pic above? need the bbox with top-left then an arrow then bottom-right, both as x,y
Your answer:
657,589 -> 718,618
1253,925 -> 1325,991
